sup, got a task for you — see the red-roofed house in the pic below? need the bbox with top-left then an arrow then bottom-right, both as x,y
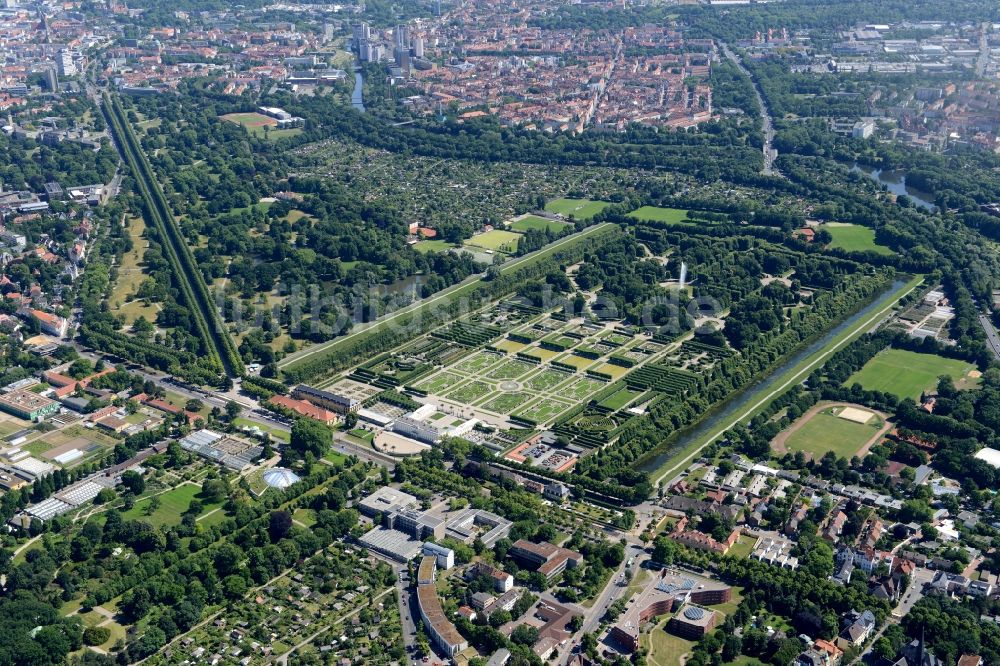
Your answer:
25,309 -> 68,337
268,394 -> 339,425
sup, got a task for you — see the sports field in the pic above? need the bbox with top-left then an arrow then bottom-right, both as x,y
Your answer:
544,198 -> 610,220
780,408 -> 883,459
627,206 -> 690,224
846,349 -> 978,400
413,239 -> 455,254
824,223 -> 894,255
464,229 -> 521,252
221,111 -> 277,128
220,112 -> 302,140
510,215 -> 570,233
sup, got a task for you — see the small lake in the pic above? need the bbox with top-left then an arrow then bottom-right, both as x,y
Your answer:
637,278 -> 910,476
352,72 -> 365,112
850,164 -> 936,211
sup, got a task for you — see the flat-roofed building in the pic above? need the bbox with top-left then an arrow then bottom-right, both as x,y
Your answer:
392,415 -> 442,444
358,526 -> 424,562
0,468 -> 28,491
416,558 -> 469,658
389,507 -> 446,540
0,389 -> 59,420
611,569 -> 731,651
752,535 -> 800,570
446,508 -> 512,546
417,554 -> 437,584
667,604 -> 719,640
358,486 -> 418,517
423,541 -> 455,570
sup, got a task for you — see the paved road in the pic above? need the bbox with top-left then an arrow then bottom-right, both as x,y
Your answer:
68,345 -> 298,441
720,42 -> 780,177
977,22 -> 990,77
333,431 -> 397,469
394,568 -> 426,666
851,567 -> 933,665
279,223 -> 614,369
978,314 -> 1000,360
558,543 -> 647,665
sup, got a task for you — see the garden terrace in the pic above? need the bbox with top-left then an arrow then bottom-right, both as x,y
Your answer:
432,321 -> 505,347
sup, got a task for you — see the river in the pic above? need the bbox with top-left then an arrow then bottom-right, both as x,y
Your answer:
351,71 -> 365,112
851,164 -> 936,211
637,277 -> 911,476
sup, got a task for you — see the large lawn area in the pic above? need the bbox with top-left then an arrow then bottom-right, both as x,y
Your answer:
627,206 -> 690,224
544,198 -> 610,220
234,417 -> 289,443
413,239 -> 456,254
846,349 -> 979,400
464,229 -> 521,252
220,112 -> 300,140
509,215 -> 571,233
121,483 -> 219,528
110,216 -> 159,325
824,223 -> 894,255
641,621 -> 695,666
780,409 -> 883,459
598,387 -> 644,411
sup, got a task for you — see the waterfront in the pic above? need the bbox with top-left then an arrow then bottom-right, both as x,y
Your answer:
352,71 -> 365,112
640,277 -> 917,480
851,164 -> 936,210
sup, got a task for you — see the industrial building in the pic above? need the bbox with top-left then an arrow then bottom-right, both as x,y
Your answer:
358,526 -> 424,562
